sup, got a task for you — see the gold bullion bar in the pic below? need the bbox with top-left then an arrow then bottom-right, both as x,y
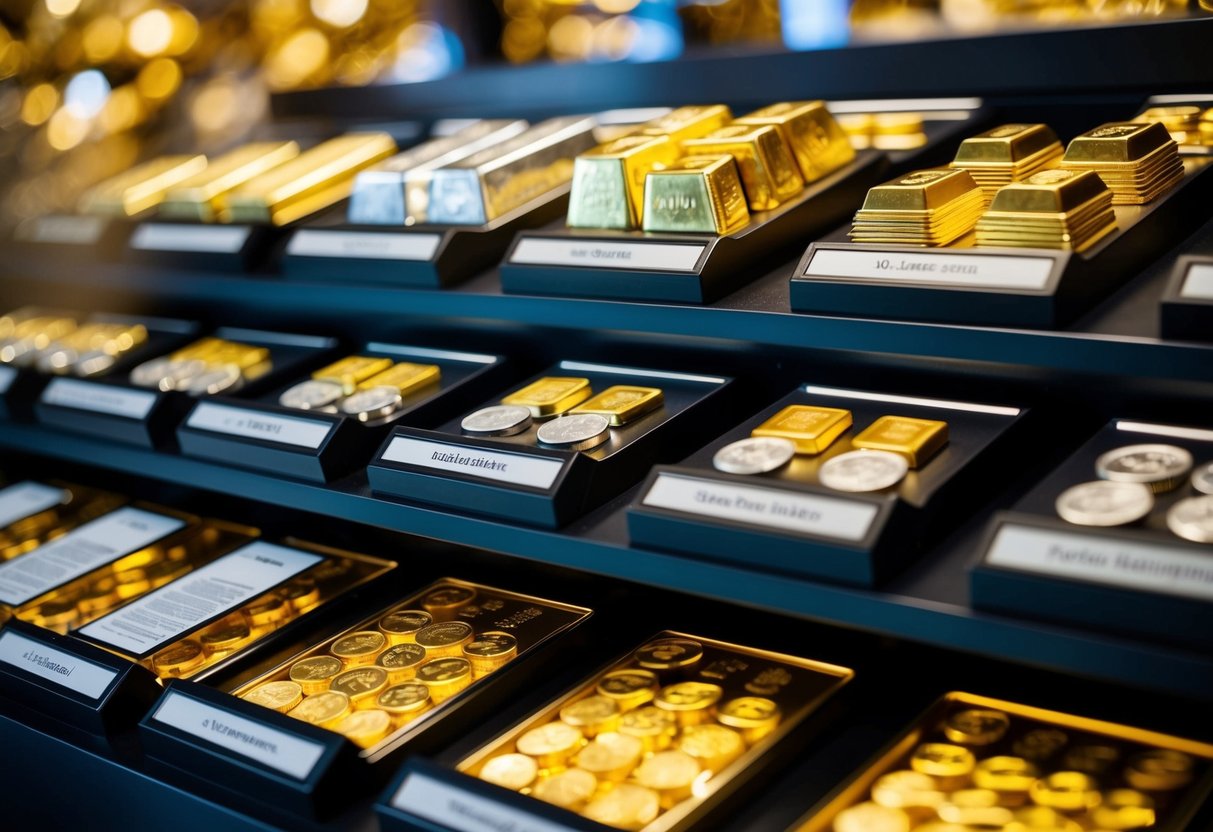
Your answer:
223,133 -> 397,225
502,376 -> 592,418
751,405 -> 852,455
312,355 -> 394,395
735,101 -> 855,182
641,154 -> 750,235
79,155 -> 209,218
348,120 -> 529,225
159,142 -> 301,222
567,134 -> 679,230
637,104 -> 733,143
852,415 -> 948,467
857,168 -> 982,213
358,362 -> 441,396
570,385 -> 663,426
427,116 -> 598,226
683,124 -> 805,211
952,124 -> 1062,167
982,169 -> 1112,215
1061,122 -> 1174,166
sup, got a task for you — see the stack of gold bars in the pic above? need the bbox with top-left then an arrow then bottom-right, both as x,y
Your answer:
849,168 -> 986,246
949,123 -> 1064,202
1059,121 -> 1184,205
974,169 -> 1118,252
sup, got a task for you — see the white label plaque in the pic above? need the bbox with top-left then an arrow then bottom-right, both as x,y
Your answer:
986,524 -> 1213,602
78,541 -> 323,655
41,378 -> 157,420
642,473 -> 879,542
186,402 -> 335,449
0,629 -> 117,700
1180,263 -> 1213,300
0,507 -> 186,606
25,215 -> 106,245
392,773 -> 577,832
151,690 -> 325,780
0,481 -> 67,530
286,229 -> 443,261
805,248 -> 1056,290
130,223 -> 251,254
0,364 -> 16,394
382,436 -> 564,490
510,237 -> 705,272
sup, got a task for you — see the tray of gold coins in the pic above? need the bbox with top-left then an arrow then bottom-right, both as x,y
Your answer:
382,631 -> 852,832
793,116 -> 1213,328
369,360 -> 733,528
792,691 -> 1213,832
499,102 -> 889,304
0,480 -> 123,577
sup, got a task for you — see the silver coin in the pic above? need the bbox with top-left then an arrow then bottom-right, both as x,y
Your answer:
461,405 -> 533,436
73,349 -> 116,378
279,379 -> 344,411
535,413 -> 610,451
185,364 -> 243,396
1055,480 -> 1154,527
712,437 -> 796,475
1166,495 -> 1213,544
0,337 -> 37,366
35,346 -> 76,374
818,450 -> 908,493
130,357 -> 208,391
340,386 -> 402,422
1095,443 -> 1193,493
1191,462 -> 1213,495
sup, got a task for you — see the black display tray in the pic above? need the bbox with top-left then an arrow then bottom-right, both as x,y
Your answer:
177,343 -> 507,482
368,361 -> 733,528
1160,254 -> 1213,342
629,384 -> 1027,586
790,158 -> 1213,328
498,151 -> 887,304
35,326 -> 335,450
971,418 -> 1213,651
127,220 -> 285,272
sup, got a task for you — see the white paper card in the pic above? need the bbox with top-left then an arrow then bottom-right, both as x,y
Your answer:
0,364 -> 16,393
382,436 -> 564,490
41,378 -> 158,420
643,474 -> 879,542
0,507 -> 186,606
186,402 -> 335,449
392,773 -> 577,832
804,248 -> 1056,290
986,524 -> 1213,602
78,541 -> 323,655
0,629 -> 117,700
25,215 -> 106,245
0,481 -> 67,530
151,691 -> 325,780
130,223 -> 251,253
287,229 -> 442,261
510,237 -> 705,272
1180,263 -> 1213,300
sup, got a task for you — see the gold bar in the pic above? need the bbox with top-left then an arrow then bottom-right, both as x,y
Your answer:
637,104 -> 733,143
641,154 -> 750,235
567,134 -> 678,230
427,116 -> 598,225
501,376 -> 591,418
159,142 -> 301,222
347,120 -> 529,225
1062,121 -> 1174,164
570,385 -> 663,426
751,405 -> 852,455
735,101 -> 855,183
79,155 -> 209,218
312,355 -> 394,395
358,362 -> 441,397
223,133 -> 397,225
984,169 -> 1110,214
683,124 -> 804,211
953,123 -> 1063,167
852,415 -> 948,467
858,168 -> 980,212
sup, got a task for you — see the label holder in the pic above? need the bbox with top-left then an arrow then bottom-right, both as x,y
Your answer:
1160,255 -> 1213,342
127,220 -> 282,271
11,213 -> 133,262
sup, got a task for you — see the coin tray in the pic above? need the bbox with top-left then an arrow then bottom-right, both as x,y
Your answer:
35,326 -> 337,449
972,419 -> 1213,651
498,151 -> 887,305
379,629 -> 852,832
175,343 -> 508,483
138,578 -> 591,818
280,185 -> 571,289
125,219 -> 286,272
367,361 -> 734,528
11,213 -> 135,263
1160,254 -> 1213,342
628,384 -> 1027,587
789,691 -> 1213,832
790,157 -> 1213,328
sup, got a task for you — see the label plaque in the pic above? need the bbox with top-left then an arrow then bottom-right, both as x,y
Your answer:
381,436 -> 564,490
41,378 -> 158,420
286,229 -> 443,262
1180,262 -> 1213,300
804,248 -> 1056,290
130,223 -> 252,254
510,237 -> 705,272
0,629 -> 118,700
186,402 -> 335,449
391,772 -> 578,832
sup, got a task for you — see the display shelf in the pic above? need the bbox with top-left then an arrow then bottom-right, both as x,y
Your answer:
1,422 -> 1210,702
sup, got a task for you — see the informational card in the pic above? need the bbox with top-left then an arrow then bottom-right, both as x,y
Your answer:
0,481 -> 67,530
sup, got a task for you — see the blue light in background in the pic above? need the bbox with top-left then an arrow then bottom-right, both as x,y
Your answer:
627,0 -> 684,62
781,0 -> 850,50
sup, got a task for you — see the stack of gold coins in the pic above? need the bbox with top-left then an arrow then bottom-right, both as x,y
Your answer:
871,112 -> 928,151
128,336 -> 270,395
850,168 -> 986,246
1132,106 -> 1204,144
1059,121 -> 1184,204
975,169 -> 1117,252
950,123 -> 1064,202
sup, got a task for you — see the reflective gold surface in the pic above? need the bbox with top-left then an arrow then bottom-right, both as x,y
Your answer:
159,142 -> 301,222
683,124 -> 804,211
852,415 -> 948,468
567,135 -> 679,230
79,155 -> 208,217
570,385 -> 664,426
752,405 -> 853,455
641,155 -> 750,235
735,101 -> 855,183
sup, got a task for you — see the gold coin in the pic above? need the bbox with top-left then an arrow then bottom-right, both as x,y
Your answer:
1009,805 -> 1083,832
634,749 -> 700,792
716,695 -> 782,743
573,732 -> 644,782
151,639 -> 205,677
1062,743 -> 1120,776
1029,771 -> 1101,811
330,666 -> 390,705
596,669 -> 658,709
516,721 -> 584,767
376,643 -> 428,683
583,783 -> 660,830
463,631 -> 518,678
1091,788 -> 1155,830
479,753 -> 538,791
279,578 -> 320,612
679,723 -> 744,773
973,755 -> 1039,792
634,637 -> 703,671
414,621 -> 474,657
242,680 -> 303,713
334,708 -> 391,749
288,690 -> 351,726
199,617 -> 253,656
871,769 -> 945,811
833,801 -> 911,832
378,608 -> 432,644
377,682 -> 431,716
560,695 -> 620,737
937,789 -> 1013,826
244,593 -> 290,627
415,657 -> 472,703
910,743 -> 976,778
288,655 -> 344,695
531,768 -> 597,810
619,705 -> 677,752
943,709 -> 1010,745
421,585 -> 477,616
655,681 -> 723,727
1124,748 -> 1194,791
1013,728 -> 1068,762
331,630 -> 387,666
